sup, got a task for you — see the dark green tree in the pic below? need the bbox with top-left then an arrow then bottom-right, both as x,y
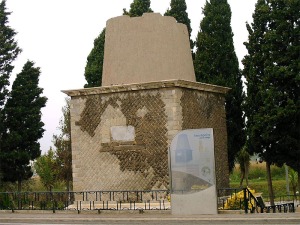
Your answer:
1,61 -> 47,191
84,28 -> 105,88
0,0 -> 21,181
53,98 -> 72,191
194,0 -> 246,172
243,0 -> 277,204
243,0 -> 300,202
123,0 -> 153,17
0,0 -> 21,108
164,0 -> 193,51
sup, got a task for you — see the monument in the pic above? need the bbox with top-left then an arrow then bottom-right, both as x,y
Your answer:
63,13 -> 229,202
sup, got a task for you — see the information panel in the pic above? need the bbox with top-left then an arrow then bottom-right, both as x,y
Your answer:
170,129 -> 217,215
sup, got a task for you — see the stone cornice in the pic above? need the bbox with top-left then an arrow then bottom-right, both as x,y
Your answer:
62,79 -> 230,97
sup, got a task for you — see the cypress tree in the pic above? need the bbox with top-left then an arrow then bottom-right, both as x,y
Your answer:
0,0 -> 21,108
194,0 -> 246,172
1,61 -> 47,191
0,0 -> 21,184
123,0 -> 153,17
84,28 -> 105,88
243,0 -> 300,199
164,0 -> 193,51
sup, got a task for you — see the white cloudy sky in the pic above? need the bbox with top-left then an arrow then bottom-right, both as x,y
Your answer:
5,0 -> 256,153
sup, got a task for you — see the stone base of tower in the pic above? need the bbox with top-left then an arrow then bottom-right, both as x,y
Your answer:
63,80 -> 230,194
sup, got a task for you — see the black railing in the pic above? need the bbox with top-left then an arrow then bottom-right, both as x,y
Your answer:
217,188 -> 297,214
217,188 -> 244,210
1,189 -> 298,213
0,190 -> 170,212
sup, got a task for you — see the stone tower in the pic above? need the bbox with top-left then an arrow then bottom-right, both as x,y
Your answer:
63,13 -> 230,192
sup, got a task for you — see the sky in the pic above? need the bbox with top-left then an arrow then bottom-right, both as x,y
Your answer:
5,0 -> 257,154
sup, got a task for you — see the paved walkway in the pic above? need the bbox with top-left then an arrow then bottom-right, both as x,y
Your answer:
0,210 -> 299,225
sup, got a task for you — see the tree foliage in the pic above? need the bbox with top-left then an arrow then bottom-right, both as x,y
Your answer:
0,0 -> 21,181
52,98 -> 72,191
35,98 -> 72,192
34,148 -> 57,191
242,0 -> 267,160
84,28 -> 105,88
243,0 -> 300,199
194,0 -> 246,172
0,60 -> 47,191
164,0 -> 193,51
0,0 -> 21,108
236,145 -> 250,187
288,167 -> 298,197
123,0 -> 153,17
243,0 -> 299,176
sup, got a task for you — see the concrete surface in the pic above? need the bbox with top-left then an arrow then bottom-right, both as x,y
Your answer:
0,210 -> 299,225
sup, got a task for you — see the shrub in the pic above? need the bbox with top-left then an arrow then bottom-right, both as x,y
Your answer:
224,188 -> 256,210
271,166 -> 285,180
248,166 -> 266,180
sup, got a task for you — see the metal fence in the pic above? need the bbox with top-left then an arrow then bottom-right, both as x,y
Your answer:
0,190 -> 170,212
217,188 -> 297,213
1,188 -> 298,213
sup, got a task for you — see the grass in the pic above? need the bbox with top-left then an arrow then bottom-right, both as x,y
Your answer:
230,162 -> 292,198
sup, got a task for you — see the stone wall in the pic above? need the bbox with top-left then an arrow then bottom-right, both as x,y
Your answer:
181,90 -> 229,189
64,80 -> 229,192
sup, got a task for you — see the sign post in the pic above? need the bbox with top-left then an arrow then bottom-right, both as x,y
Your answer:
169,129 -> 217,215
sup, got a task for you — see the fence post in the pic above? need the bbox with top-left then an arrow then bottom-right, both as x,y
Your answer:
244,188 -> 248,214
